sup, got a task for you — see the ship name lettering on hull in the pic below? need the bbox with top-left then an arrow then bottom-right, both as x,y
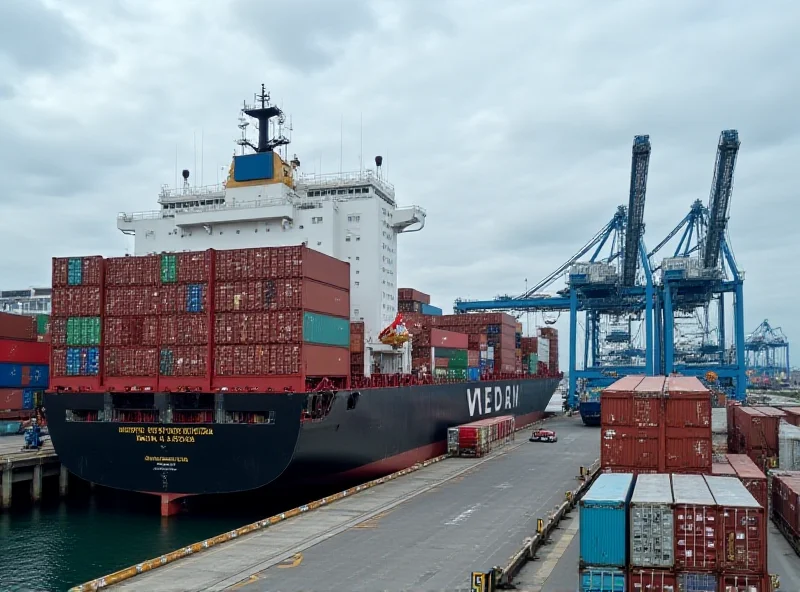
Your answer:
467,385 -> 519,417
118,426 -> 214,444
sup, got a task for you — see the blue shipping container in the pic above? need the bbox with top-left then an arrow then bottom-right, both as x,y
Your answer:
420,303 -> 442,316
1,421 -> 23,436
579,472 -> 634,568
677,573 -> 717,592
467,367 -> 480,381
66,348 -> 100,376
22,388 -> 34,410
186,284 -> 204,313
0,364 -> 49,388
68,257 -> 83,285
233,152 -> 274,182
579,568 -> 626,592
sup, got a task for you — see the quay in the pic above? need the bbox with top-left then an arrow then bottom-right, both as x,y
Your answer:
0,434 -> 66,509
74,415 -> 598,592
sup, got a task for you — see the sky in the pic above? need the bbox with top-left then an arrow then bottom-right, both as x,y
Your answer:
0,0 -> 798,368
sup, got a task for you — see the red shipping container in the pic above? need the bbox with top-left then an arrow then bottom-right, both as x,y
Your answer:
627,570 -> 675,592
0,312 -> 36,341
104,316 -> 159,346
665,375 -> 709,396
719,573 -> 767,592
665,434 -> 712,472
434,357 -> 449,368
214,312 -> 302,345
467,350 -> 479,367
104,255 -> 160,286
780,406 -> 800,426
104,347 -> 159,377
603,375 -> 646,395
349,332 -> 364,353
705,475 -> 766,574
600,426 -> 660,471
304,344 -> 348,377
732,407 -> 781,469
350,321 -> 364,334
49,317 -> 67,347
214,279 -> 302,312
664,397 -> 711,429
0,339 -> 49,365
160,315 -> 209,346
672,473 -> 719,571
302,280 -> 349,318
214,246 -> 349,290
725,454 -> 767,509
771,474 -> 800,542
52,256 -> 103,287
712,460 -> 737,476
601,394 -> 661,428
176,250 -> 212,283
51,286 -> 102,317
214,344 -> 301,377
430,328 -> 468,349
0,389 -> 24,410
160,346 -> 207,377
397,288 -> 430,304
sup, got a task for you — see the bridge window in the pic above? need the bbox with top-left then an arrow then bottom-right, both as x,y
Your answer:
312,217 -> 323,224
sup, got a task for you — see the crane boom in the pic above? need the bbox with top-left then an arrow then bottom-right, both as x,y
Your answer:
621,135 -> 651,287
703,129 -> 740,269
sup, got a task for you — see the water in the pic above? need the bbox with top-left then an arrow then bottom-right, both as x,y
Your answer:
0,480 -> 335,592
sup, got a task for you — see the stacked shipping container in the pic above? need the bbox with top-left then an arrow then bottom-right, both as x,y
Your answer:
727,405 -> 786,471
771,471 -> 800,555
49,246 -> 351,393
430,313 -> 518,374
711,454 -> 768,508
600,375 -> 712,475
538,327 -> 559,374
0,311 -> 48,423
446,415 -> 515,457
578,472 -> 770,592
350,321 -> 364,379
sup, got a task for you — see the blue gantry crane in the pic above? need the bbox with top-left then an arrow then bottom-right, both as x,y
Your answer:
745,319 -> 790,389
455,135 -> 655,412
649,130 -> 746,400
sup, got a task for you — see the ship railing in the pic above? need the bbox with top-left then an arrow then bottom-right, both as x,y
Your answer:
159,183 -> 227,199
118,196 -> 298,223
296,169 -> 395,194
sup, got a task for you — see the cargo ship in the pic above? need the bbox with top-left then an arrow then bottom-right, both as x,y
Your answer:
43,87 -> 561,515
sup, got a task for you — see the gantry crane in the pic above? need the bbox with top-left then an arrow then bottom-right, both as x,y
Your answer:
745,319 -> 790,389
455,135 -> 655,409
650,130 -> 746,399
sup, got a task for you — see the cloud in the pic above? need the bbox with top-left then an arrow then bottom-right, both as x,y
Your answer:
0,0 -> 798,371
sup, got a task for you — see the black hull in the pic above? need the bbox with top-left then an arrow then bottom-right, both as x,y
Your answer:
43,377 -> 559,496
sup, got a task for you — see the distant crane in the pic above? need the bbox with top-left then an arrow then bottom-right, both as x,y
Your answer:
745,319 -> 790,389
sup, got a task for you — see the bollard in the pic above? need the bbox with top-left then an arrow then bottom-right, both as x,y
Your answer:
536,518 -> 544,534
470,570 -> 495,592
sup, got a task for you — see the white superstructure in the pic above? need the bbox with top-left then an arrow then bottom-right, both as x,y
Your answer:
117,87 -> 426,348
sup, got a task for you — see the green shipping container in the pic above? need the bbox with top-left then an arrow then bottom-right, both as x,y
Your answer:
161,254 -> 177,283
303,312 -> 350,347
66,317 -> 101,346
446,351 -> 468,368
35,314 -> 50,336
434,347 -> 467,359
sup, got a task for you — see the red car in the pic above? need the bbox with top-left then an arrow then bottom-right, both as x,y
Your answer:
529,428 -> 557,443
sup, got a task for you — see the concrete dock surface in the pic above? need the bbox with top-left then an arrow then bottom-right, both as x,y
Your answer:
108,415 -> 598,592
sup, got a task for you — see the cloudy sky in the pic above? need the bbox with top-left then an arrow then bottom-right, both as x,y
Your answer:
1,0 -> 797,367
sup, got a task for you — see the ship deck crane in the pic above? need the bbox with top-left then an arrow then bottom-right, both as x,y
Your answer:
745,319 -> 790,389
650,130 -> 746,400
455,135 -> 655,409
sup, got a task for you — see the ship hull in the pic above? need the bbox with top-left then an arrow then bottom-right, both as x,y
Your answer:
579,400 -> 602,426
44,377 -> 558,496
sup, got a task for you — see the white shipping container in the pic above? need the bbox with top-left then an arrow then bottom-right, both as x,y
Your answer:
629,474 -> 675,569
779,420 -> 800,470
538,337 -> 550,366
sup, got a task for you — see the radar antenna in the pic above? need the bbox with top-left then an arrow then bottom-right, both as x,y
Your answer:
237,83 -> 290,154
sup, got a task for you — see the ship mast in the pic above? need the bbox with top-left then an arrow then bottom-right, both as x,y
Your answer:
238,84 -> 290,154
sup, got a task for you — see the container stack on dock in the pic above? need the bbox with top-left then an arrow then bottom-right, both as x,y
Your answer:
600,375 -> 712,475
447,415 -> 515,457
778,421 -> 800,470
578,471 -> 770,591
49,246 -> 351,394
711,454 -> 768,508
0,311 -> 48,432
771,472 -> 800,554
727,405 -> 786,472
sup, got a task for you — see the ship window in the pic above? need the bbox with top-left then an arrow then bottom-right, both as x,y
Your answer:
355,257 -> 359,260
317,241 -> 322,246
236,230 -> 240,234
356,270 -> 359,274
355,282 -> 360,287
312,217 -> 322,224
356,237 -> 360,241
337,189 -> 345,195
345,236 -> 351,242
348,188 -> 354,194
299,225 -> 304,229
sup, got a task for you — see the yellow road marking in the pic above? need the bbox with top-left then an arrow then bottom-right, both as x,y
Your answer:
353,510 -> 392,529
276,552 -> 303,569
226,574 -> 260,590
